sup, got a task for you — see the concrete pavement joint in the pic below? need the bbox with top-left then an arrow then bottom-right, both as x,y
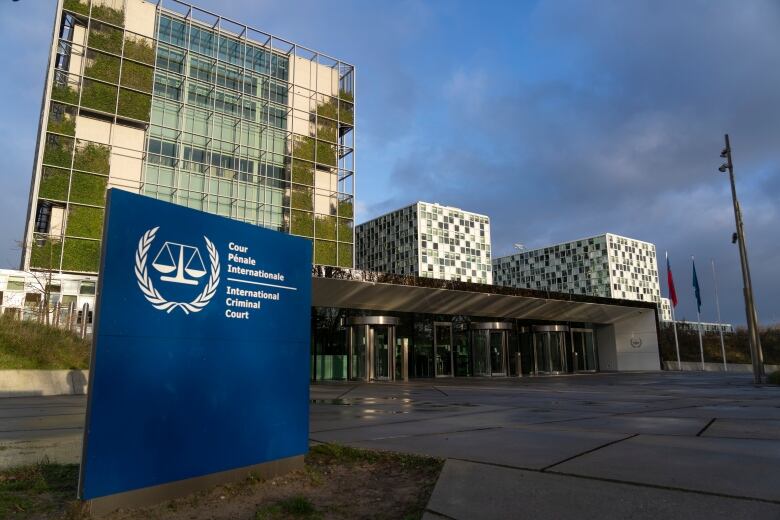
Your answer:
696,418 -> 716,437
432,386 -> 449,397
335,385 -> 360,399
539,433 -> 638,472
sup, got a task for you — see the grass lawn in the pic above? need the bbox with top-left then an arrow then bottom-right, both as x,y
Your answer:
0,316 -> 90,369
0,444 -> 444,519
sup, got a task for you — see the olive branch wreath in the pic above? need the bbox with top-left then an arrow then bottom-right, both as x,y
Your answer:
134,226 -> 220,314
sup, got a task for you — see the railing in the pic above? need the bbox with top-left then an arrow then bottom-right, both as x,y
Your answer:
0,302 -> 93,339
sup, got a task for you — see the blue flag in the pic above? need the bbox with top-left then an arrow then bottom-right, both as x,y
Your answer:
692,258 -> 702,313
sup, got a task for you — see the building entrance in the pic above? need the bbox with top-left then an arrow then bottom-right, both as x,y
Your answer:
470,322 -> 512,376
434,322 -> 454,377
347,317 -> 401,381
532,325 -> 569,374
571,328 -> 597,372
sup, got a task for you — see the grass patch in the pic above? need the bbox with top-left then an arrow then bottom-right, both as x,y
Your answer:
256,496 -> 319,519
0,314 -> 90,369
0,459 -> 80,519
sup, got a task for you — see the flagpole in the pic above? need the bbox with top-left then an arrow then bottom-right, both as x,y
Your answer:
670,302 -> 681,371
711,259 -> 727,372
693,256 -> 705,371
666,251 -> 681,371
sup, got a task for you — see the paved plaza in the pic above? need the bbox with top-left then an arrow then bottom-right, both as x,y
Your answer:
2,372 -> 780,518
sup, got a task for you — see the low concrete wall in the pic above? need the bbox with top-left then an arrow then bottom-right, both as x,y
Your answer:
0,370 -> 89,397
663,361 -> 780,373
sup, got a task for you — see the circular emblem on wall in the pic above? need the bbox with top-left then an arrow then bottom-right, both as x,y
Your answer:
134,226 -> 220,314
630,335 -> 642,348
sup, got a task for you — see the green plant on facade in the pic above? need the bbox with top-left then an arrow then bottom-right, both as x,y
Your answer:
81,79 -> 117,113
316,97 -> 338,121
30,237 -> 63,270
67,205 -> 104,239
337,218 -> 352,243
338,198 -> 353,219
70,172 -> 107,205
90,4 -> 125,27
338,242 -> 353,267
315,240 -> 337,265
315,215 -> 337,240
339,89 -> 353,103
118,88 -> 151,121
293,135 -> 315,162
51,83 -> 79,105
121,60 -> 153,92
43,135 -> 74,168
39,168 -> 70,201
47,112 -> 75,137
83,51 -> 120,83
291,185 -> 313,211
317,118 -> 337,143
73,142 -> 110,174
63,0 -> 89,17
291,210 -> 314,237
123,36 -> 155,65
292,160 -> 314,186
316,141 -> 337,167
88,23 -> 123,54
62,238 -> 101,272
340,102 -> 354,126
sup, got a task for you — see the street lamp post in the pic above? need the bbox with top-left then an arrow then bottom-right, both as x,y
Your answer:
719,134 -> 764,384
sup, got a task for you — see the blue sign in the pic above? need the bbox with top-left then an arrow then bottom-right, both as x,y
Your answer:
79,189 -> 312,500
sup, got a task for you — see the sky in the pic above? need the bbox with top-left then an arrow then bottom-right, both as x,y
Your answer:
1,0 -> 778,326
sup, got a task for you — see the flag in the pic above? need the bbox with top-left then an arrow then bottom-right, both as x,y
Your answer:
692,257 -> 702,313
666,251 -> 678,307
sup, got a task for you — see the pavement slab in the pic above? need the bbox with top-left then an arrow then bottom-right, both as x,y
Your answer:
550,433 -> 780,502
702,418 -> 780,440
426,459 -> 780,520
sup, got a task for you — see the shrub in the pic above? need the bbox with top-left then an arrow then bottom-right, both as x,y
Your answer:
39,168 -> 70,201
293,135 -> 315,161
73,142 -> 110,174
47,113 -> 76,136
292,160 -> 314,185
84,51 -> 120,83
43,135 -> 74,168
67,205 -> 103,239
70,172 -> 107,206
117,88 -> 151,121
51,83 -> 79,105
316,141 -> 337,167
291,185 -> 313,211
338,242 -> 353,268
338,198 -> 353,218
315,240 -> 337,266
62,238 -> 101,272
81,79 -> 117,113
337,218 -> 352,242
291,210 -> 313,237
768,371 -> 780,385
90,4 -> 124,26
63,0 -> 89,16
315,215 -> 337,240
317,97 -> 338,120
88,23 -> 123,54
317,118 -> 338,143
120,60 -> 153,92
29,236 -> 63,271
340,101 -> 354,125
339,89 -> 354,103
123,36 -> 155,65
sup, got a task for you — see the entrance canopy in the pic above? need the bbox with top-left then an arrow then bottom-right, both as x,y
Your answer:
311,268 -> 656,326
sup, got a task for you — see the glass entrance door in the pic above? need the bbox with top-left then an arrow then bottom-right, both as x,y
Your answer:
532,326 -> 569,374
489,331 -> 507,376
347,317 -> 399,381
571,329 -> 597,372
471,330 -> 489,376
434,322 -> 453,377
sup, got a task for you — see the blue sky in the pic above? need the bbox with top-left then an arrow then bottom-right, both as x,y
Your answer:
1,0 -> 779,325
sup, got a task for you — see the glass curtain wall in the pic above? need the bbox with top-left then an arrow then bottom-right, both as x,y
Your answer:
144,4 -> 355,267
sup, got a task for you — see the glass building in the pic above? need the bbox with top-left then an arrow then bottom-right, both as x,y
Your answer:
22,0 -> 356,275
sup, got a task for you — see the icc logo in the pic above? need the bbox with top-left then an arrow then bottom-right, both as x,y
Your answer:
134,227 -> 220,314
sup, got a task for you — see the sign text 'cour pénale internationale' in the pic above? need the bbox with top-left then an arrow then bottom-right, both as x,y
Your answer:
224,241 -> 294,320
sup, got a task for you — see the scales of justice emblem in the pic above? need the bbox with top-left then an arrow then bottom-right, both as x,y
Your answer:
134,227 -> 220,314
